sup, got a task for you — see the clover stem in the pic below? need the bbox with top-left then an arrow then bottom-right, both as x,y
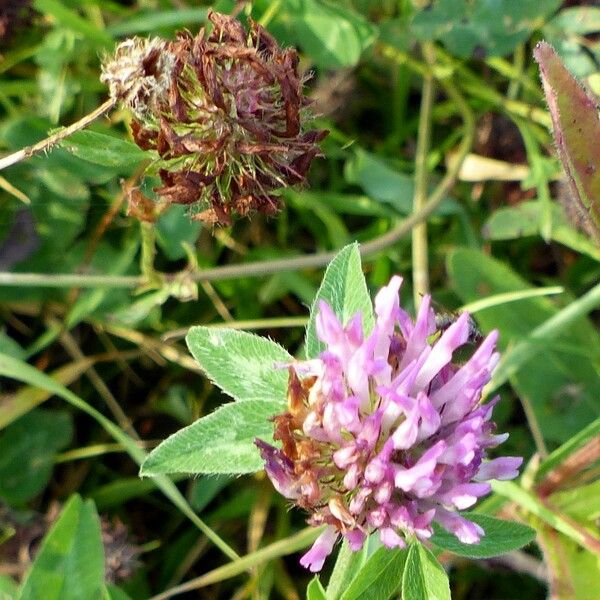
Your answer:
0,98 -> 115,171
412,42 -> 435,309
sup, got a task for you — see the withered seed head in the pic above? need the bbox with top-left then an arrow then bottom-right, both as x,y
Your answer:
101,37 -> 176,118
101,11 -> 328,225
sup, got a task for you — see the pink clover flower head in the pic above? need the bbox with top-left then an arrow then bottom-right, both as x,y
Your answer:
255,275 -> 522,572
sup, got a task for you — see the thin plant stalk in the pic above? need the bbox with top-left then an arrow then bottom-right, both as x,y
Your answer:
0,71 -> 474,292
148,526 -> 323,600
0,98 -> 115,171
412,43 -> 435,308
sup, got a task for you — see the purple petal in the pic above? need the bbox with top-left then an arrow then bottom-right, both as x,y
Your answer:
435,509 -> 484,544
300,526 -> 338,572
373,479 -> 393,504
398,295 -> 435,371
255,439 -> 300,499
367,505 -> 387,528
349,486 -> 372,514
344,528 -> 367,551
333,444 -> 358,469
343,463 -> 361,489
474,457 -> 523,481
439,432 -> 477,467
316,301 -> 358,364
372,275 -> 403,359
430,331 -> 499,416
365,455 -> 389,485
391,401 -> 420,450
415,392 -> 441,442
438,482 -> 491,509
316,300 -> 344,345
379,527 -> 406,548
347,336 -> 375,406
394,440 -> 446,491
413,312 -> 470,391
345,312 -> 364,347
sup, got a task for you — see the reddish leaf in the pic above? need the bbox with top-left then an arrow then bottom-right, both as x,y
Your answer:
534,41 -> 600,244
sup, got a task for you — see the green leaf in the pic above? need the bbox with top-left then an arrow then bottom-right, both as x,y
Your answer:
0,353 -> 225,553
542,8 -> 600,79
448,248 -> 600,443
551,479 -> 600,523
492,480 -> 598,553
340,546 -> 408,600
305,243 -> 374,359
0,575 -> 18,598
0,409 -> 72,504
107,8 -> 208,36
483,200 -> 600,262
19,495 -> 104,600
538,417 -> 600,479
186,327 -> 292,404
280,0 -> 377,69
344,149 -> 459,215
344,149 -> 414,213
33,0 -> 113,48
327,540 -> 368,600
0,331 -> 26,360
412,0 -> 560,58
59,131 -> 152,168
537,527 -> 600,600
189,475 -> 233,513
306,577 -> 327,600
430,514 -> 535,558
156,205 -> 202,261
534,41 -> 600,244
103,585 -> 133,600
140,399 -> 282,476
286,190 -> 395,218
401,543 -> 450,600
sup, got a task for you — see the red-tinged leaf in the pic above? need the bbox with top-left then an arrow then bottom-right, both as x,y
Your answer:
533,41 -> 600,245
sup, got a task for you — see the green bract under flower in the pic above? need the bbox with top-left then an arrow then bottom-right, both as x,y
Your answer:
101,11 -> 328,225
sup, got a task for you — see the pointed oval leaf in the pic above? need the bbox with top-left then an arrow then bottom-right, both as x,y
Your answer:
59,130 -> 152,168
306,577 -> 327,600
186,327 -> 292,405
140,399 -> 281,476
19,495 -> 104,600
340,546 -> 408,600
402,543 -> 450,600
430,514 -> 535,558
326,540 -> 367,600
283,0 -> 377,70
305,243 -> 373,359
0,409 -> 73,504
534,41 -> 600,243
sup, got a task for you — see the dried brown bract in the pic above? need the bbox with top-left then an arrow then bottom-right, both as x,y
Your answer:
102,11 -> 328,225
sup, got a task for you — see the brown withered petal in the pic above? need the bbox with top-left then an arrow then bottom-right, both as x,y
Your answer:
127,187 -> 158,222
102,10 -> 327,225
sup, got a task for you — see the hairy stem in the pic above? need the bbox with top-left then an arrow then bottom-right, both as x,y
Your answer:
0,98 -> 115,171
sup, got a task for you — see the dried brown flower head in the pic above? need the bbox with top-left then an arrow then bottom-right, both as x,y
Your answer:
101,11 -> 328,225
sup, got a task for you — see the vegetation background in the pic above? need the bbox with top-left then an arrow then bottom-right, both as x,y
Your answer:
0,0 -> 599,598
